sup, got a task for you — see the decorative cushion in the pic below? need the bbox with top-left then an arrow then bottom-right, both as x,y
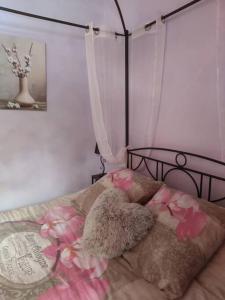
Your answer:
81,188 -> 155,259
123,185 -> 225,300
72,169 -> 163,214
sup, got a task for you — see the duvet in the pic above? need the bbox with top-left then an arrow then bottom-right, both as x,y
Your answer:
0,190 -> 224,300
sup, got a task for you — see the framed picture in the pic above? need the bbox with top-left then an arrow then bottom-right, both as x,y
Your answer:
0,33 -> 47,111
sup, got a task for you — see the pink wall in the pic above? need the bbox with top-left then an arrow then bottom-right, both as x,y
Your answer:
154,0 -> 220,159
129,0 -> 223,159
0,1 -> 103,210
128,0 -> 225,202
0,0 -> 128,210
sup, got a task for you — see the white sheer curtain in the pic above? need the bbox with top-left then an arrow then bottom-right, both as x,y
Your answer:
130,19 -> 166,149
216,0 -> 225,161
85,26 -> 126,164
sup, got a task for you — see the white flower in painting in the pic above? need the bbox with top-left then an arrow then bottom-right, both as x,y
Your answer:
24,55 -> 31,61
6,48 -> 11,54
15,103 -> 20,109
7,102 -> 13,109
25,67 -> 31,73
25,61 -> 32,67
7,101 -> 18,109
33,104 -> 39,109
8,57 -> 13,63
2,42 -> 33,78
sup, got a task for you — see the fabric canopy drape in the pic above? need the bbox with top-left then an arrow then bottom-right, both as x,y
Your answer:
130,19 -> 166,149
85,26 -> 126,165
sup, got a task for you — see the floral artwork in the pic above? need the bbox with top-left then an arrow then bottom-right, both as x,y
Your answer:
37,205 -> 110,300
0,33 -> 46,111
148,186 -> 208,240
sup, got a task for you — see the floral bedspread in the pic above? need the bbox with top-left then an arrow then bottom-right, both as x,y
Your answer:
0,189 -> 225,300
0,195 -> 110,300
0,190 -> 162,300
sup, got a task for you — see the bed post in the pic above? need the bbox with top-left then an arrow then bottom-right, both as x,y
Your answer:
113,0 -> 129,147
125,30 -> 129,147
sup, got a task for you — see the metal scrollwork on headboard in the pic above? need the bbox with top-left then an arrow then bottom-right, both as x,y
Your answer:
127,148 -> 225,202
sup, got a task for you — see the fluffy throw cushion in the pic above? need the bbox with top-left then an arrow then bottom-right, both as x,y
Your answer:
81,187 -> 155,259
123,185 -> 225,300
72,169 -> 162,214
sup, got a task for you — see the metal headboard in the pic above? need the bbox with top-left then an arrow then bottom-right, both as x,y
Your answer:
127,147 -> 225,203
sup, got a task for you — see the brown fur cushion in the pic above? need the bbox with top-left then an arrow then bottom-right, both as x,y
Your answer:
81,188 -> 155,259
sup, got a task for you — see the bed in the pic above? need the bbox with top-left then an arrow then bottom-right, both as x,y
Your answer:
0,147 -> 225,300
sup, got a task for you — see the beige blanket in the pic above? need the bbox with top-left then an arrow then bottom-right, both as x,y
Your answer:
0,190 -> 224,300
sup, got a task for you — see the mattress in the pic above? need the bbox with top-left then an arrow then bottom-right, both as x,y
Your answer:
0,189 -> 224,300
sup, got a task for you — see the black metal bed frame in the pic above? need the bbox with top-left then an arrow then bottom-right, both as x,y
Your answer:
127,148 -> 225,203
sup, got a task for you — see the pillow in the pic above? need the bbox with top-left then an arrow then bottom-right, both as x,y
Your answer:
81,188 -> 155,259
72,169 -> 163,214
123,185 -> 225,300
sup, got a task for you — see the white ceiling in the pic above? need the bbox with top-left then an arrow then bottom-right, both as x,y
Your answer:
0,0 -> 203,33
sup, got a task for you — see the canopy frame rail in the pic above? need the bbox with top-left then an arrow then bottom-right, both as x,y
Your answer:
142,0 -> 205,32
0,6 -> 126,36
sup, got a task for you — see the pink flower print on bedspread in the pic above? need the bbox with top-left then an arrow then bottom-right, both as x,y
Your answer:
41,244 -> 109,300
38,205 -> 110,300
148,186 -> 208,241
37,206 -> 84,243
43,239 -> 108,279
107,169 -> 133,190
37,269 -> 109,300
176,207 -> 207,241
61,239 -> 108,279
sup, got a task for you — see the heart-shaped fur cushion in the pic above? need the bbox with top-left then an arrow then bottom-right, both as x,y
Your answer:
81,188 -> 155,258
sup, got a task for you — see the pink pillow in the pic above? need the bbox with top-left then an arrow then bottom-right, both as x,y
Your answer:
147,185 -> 208,241
123,185 -> 225,299
73,169 -> 162,214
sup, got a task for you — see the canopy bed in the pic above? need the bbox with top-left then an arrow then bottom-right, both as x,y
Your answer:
0,0 -> 225,300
